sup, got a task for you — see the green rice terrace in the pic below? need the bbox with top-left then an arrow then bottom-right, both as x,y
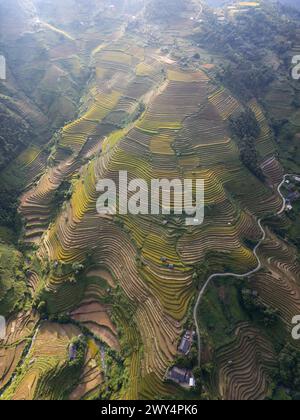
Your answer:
0,0 -> 300,401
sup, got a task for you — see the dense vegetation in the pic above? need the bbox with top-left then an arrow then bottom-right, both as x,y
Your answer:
194,3 -> 299,100
0,107 -> 32,170
230,109 -> 264,179
146,0 -> 187,21
0,186 -> 22,232
0,244 -> 27,317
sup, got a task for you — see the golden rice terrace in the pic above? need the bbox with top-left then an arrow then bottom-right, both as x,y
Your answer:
0,0 -> 300,401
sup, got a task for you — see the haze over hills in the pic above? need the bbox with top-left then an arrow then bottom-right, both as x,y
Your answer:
0,0 -> 300,401
278,0 -> 300,10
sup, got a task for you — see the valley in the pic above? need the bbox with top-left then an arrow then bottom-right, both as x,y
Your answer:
0,0 -> 300,401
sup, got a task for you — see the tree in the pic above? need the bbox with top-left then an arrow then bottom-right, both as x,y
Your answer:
239,135 -> 264,180
230,109 -> 260,139
72,262 -> 85,274
279,345 -> 300,389
193,367 -> 203,391
37,300 -> 47,315
146,0 -> 187,21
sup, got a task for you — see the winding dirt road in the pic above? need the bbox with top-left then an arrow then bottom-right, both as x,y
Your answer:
193,173 -> 299,367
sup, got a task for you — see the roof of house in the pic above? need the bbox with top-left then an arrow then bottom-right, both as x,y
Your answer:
69,343 -> 77,361
169,367 -> 188,383
287,192 -> 300,201
189,377 -> 196,387
179,338 -> 191,354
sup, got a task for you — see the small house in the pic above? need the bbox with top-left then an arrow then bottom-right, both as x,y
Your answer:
167,367 -> 195,388
168,367 -> 189,384
287,192 -> 300,202
178,331 -> 192,355
189,377 -> 196,388
69,343 -> 77,361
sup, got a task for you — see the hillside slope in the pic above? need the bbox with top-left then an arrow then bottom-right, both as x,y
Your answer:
0,0 -> 300,400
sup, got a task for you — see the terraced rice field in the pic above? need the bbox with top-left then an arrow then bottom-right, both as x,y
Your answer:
248,100 -> 276,159
2,323 -> 81,400
16,40 -> 289,398
69,338 -> 104,400
4,10 -> 299,400
216,322 -> 276,400
252,229 -> 300,327
0,312 -> 39,390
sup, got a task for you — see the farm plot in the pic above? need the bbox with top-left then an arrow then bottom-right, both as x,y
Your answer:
19,38 -> 288,400
20,157 -> 79,243
32,68 -> 216,398
208,88 -> 242,121
250,229 -> 300,326
2,323 -> 81,401
60,91 -> 121,154
1,145 -> 48,189
69,338 -> 104,400
137,75 -> 208,132
216,323 -> 276,400
248,99 -> 276,160
71,301 -> 119,351
0,312 -> 39,391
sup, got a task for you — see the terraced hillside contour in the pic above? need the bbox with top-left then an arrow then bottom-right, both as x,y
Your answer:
18,36 -> 286,399
1,0 -> 300,401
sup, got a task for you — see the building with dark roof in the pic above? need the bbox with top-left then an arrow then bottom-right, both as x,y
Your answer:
287,192 -> 300,202
178,330 -> 192,355
167,367 -> 196,388
68,343 -> 77,361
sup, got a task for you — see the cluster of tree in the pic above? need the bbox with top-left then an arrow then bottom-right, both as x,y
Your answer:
239,136 -> 264,180
53,180 -> 73,206
0,244 -> 28,317
197,5 -> 298,59
230,109 -> 260,139
145,0 -> 187,21
241,289 -> 279,327
0,185 -> 22,232
51,180 -> 73,222
194,250 -> 246,287
193,4 -> 300,99
40,257 -> 86,281
0,108 -> 31,170
230,110 -> 265,180
173,346 -> 198,370
120,102 -> 145,128
218,60 -> 275,100
103,348 -> 127,397
278,344 -> 300,391
68,335 -> 87,368
267,343 -> 300,399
